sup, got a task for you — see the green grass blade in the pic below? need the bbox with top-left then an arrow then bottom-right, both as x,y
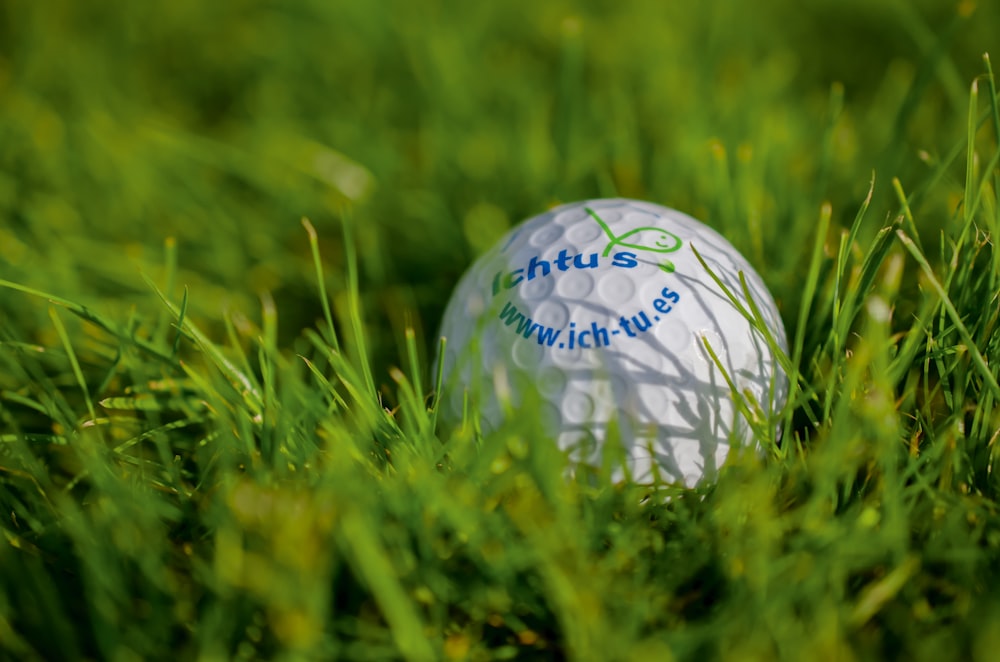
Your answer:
896,229 -> 1000,401
341,215 -> 377,401
0,279 -> 177,365
302,217 -> 341,353
47,307 -> 96,423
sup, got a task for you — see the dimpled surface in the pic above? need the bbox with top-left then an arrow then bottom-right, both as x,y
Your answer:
437,198 -> 788,486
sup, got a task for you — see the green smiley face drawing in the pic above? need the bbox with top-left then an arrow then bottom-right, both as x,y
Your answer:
585,207 -> 683,257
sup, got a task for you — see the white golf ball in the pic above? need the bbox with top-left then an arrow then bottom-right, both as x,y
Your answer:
436,198 -> 788,485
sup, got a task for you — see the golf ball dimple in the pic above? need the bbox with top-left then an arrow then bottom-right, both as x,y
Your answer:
436,198 -> 788,486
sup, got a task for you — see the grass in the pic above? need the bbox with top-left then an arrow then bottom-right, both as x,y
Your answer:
2,0 -> 1000,659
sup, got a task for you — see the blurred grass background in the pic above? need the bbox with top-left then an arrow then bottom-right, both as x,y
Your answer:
2,0 -> 1000,660
3,0 -> 996,365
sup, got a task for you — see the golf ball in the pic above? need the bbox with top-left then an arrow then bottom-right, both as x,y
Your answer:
436,198 -> 788,485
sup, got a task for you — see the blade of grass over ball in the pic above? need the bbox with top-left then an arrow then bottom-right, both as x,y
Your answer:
692,244 -> 814,427
737,272 -> 795,389
689,249 -> 788,426
689,245 -> 754,325
302,217 -> 341,353
738,271 -> 804,431
896,229 -> 1000,401
700,335 -> 761,440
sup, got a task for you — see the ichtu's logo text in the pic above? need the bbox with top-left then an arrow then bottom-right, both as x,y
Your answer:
490,207 -> 686,350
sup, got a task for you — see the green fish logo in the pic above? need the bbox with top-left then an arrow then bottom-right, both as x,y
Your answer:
585,206 -> 683,273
